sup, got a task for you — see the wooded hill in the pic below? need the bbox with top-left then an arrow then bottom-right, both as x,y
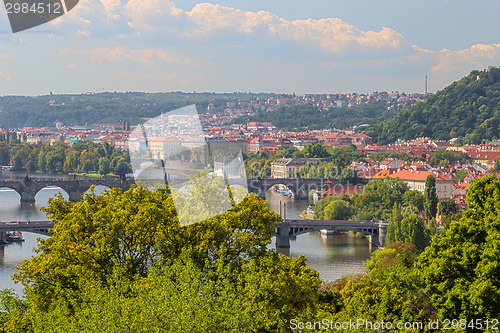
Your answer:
0,91 -> 279,128
365,66 -> 500,144
229,102 -> 398,131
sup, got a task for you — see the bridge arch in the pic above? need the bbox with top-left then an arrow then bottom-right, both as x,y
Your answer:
34,186 -> 70,203
0,179 -> 135,203
0,186 -> 22,201
85,185 -> 112,196
266,184 -> 296,199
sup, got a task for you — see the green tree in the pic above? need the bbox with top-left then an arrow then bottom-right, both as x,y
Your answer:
424,174 -> 438,220
9,183 -> 323,332
324,200 -> 353,220
302,143 -> 330,158
437,198 -> 457,216
418,174 -> 500,319
402,190 -> 424,212
364,178 -> 409,210
386,203 -> 402,245
98,157 -> 110,175
113,157 -> 132,178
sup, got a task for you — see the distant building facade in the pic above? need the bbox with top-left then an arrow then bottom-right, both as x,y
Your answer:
270,158 -> 330,179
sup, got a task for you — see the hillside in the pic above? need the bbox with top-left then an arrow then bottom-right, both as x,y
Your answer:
0,92 -> 278,128
229,102 -> 397,131
365,66 -> 500,144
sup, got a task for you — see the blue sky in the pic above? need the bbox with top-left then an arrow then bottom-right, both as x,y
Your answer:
0,0 -> 499,95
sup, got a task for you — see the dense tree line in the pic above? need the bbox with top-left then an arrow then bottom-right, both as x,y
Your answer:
6,141 -> 132,177
0,92 -> 279,128
366,66 -> 500,144
230,102 -> 398,131
313,177 -> 410,221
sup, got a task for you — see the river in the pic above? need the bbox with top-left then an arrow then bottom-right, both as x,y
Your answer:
0,178 -> 374,295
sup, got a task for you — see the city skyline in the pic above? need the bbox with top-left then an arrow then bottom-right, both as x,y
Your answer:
0,0 -> 499,95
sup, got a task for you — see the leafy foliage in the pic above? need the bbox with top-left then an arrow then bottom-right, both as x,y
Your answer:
6,141 -> 131,175
0,92 -> 279,128
418,174 -> 500,319
5,181 -> 325,332
424,174 -> 438,220
428,150 -> 470,167
386,211 -> 430,251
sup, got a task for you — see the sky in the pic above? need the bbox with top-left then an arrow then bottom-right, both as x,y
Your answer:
0,0 -> 500,95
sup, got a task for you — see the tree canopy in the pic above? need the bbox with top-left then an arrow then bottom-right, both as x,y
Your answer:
5,182 -> 322,332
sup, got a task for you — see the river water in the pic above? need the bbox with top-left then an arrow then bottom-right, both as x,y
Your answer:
0,176 -> 374,295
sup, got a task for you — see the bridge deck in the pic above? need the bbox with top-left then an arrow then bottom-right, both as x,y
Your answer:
284,220 -> 380,228
0,221 -> 54,232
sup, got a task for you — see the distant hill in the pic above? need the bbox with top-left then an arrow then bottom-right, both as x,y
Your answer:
0,92 -> 279,128
229,102 -> 397,131
365,66 -> 500,144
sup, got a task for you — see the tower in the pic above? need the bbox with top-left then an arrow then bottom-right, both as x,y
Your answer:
425,75 -> 428,96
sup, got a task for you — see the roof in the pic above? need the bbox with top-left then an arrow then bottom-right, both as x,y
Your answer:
352,133 -> 372,138
321,185 -> 364,197
388,170 -> 451,182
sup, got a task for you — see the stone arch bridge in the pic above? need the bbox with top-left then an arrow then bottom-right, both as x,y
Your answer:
275,220 -> 388,248
247,178 -> 368,200
0,177 -> 365,203
0,178 -> 135,203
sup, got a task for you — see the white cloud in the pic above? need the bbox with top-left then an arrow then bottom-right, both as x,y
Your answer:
99,0 -> 122,21
431,43 -> 500,73
57,47 -> 191,66
76,29 -> 92,37
122,1 -> 409,54
0,53 -> 12,60
0,70 -> 15,81
124,0 -> 185,33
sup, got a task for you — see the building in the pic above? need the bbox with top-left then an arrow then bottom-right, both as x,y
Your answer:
249,138 -> 277,153
379,158 -> 404,170
270,158 -> 330,179
388,170 -> 452,200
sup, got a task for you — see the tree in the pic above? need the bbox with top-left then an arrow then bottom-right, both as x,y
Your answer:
13,183 -> 282,305
437,199 -> 457,216
386,203 -> 402,245
10,183 -> 323,331
418,174 -> 500,319
386,206 -> 429,251
365,178 -> 409,209
402,190 -> 424,212
324,200 -> 353,220
424,174 -> 438,220
113,157 -> 132,178
98,157 -> 110,175
302,143 -> 330,159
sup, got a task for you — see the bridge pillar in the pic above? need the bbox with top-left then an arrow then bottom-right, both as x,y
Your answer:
369,234 -> 380,248
276,222 -> 290,248
68,190 -> 83,202
378,222 -> 388,247
20,191 -> 35,203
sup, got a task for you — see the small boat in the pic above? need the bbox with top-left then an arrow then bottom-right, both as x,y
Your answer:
6,231 -> 24,243
320,229 -> 335,235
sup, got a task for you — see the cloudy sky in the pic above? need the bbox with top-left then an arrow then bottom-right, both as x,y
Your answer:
0,0 -> 499,95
